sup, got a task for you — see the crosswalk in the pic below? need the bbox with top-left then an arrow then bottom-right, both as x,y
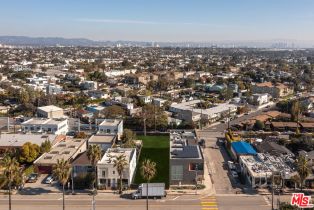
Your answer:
200,196 -> 218,210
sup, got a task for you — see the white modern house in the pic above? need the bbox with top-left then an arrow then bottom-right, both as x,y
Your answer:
97,119 -> 123,138
21,118 -> 68,135
251,93 -> 269,106
97,148 -> 137,189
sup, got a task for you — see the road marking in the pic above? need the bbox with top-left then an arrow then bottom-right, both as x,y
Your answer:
200,196 -> 218,210
172,196 -> 180,200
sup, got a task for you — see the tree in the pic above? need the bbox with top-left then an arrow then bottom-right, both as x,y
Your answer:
121,129 -> 136,148
2,154 -> 20,210
141,105 -> 168,132
40,139 -> 52,154
74,132 -> 87,139
19,142 -> 40,163
112,154 -> 128,194
141,159 -> 157,210
254,120 -> 265,130
87,144 -> 102,209
53,159 -> 71,210
102,105 -> 125,119
290,101 -> 300,122
296,155 -> 310,191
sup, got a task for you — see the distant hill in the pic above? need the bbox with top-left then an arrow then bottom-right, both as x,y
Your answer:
0,35 -> 313,48
0,36 -> 110,46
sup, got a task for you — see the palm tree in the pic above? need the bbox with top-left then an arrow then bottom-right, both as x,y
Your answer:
87,144 -> 102,209
53,159 -> 71,210
296,155 -> 310,191
112,154 -> 128,194
2,154 -> 20,210
141,159 -> 157,210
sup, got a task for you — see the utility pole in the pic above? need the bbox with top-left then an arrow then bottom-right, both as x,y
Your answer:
271,171 -> 274,210
195,164 -> 198,195
228,107 -> 231,130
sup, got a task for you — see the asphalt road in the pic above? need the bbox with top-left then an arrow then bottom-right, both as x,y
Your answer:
0,194 -> 272,210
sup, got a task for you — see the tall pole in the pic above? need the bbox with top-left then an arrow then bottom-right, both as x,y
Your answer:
271,171 -> 274,210
71,169 -> 74,194
228,107 -> 231,130
146,182 -> 149,210
195,165 -> 198,195
8,179 -> 11,210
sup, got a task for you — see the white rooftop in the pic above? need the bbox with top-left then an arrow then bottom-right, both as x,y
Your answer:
99,119 -> 122,127
38,105 -> 63,112
34,138 -> 87,165
99,148 -> 135,165
0,133 -> 58,147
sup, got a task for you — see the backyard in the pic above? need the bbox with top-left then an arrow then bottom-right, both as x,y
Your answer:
134,135 -> 170,188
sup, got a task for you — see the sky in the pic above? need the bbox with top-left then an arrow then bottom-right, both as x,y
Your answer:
0,0 -> 314,42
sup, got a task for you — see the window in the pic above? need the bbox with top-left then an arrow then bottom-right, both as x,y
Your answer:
102,171 -> 106,177
171,165 -> 183,180
112,170 -> 115,175
106,129 -> 111,133
100,179 -> 106,184
189,163 -> 204,171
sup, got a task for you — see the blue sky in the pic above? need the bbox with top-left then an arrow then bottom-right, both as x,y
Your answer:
0,0 -> 313,42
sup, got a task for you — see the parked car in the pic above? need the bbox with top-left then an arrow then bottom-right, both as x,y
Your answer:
231,171 -> 238,178
44,174 -> 54,184
27,173 -> 39,183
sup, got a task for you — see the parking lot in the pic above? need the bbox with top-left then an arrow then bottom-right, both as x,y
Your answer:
21,174 -> 64,195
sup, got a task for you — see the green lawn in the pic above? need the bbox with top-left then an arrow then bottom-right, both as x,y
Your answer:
134,135 -> 170,188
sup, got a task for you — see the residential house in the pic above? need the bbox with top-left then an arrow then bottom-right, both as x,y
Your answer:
97,148 -> 137,189
170,130 -> 204,185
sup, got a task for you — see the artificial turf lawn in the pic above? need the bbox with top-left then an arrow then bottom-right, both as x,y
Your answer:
134,135 -> 170,188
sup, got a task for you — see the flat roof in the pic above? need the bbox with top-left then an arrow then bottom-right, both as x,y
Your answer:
240,153 -> 295,178
88,135 -> 116,144
170,130 -> 203,159
38,105 -> 63,112
22,118 -> 67,126
34,138 -> 86,165
99,119 -> 122,127
98,148 -> 135,165
171,100 -> 237,118
0,133 -> 57,147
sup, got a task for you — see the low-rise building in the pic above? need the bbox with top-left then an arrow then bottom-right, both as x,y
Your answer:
170,100 -> 237,123
170,130 -> 204,185
87,134 -> 116,151
37,105 -> 64,118
97,148 -> 137,189
97,119 -> 123,138
0,134 -> 65,150
239,153 -> 296,188
252,82 -> 293,99
21,118 -> 68,135
34,138 -> 87,173
251,93 -> 269,106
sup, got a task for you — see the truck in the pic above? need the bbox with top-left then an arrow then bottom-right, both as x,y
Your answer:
132,183 -> 166,199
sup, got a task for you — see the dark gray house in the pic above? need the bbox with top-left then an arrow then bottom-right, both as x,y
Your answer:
169,130 -> 204,185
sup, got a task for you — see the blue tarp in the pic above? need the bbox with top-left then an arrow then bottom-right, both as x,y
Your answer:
231,141 -> 257,155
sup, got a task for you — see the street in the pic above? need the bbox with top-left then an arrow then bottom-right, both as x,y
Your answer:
0,193 -> 273,210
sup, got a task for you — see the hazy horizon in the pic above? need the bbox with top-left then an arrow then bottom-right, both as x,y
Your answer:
1,0 -> 314,42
